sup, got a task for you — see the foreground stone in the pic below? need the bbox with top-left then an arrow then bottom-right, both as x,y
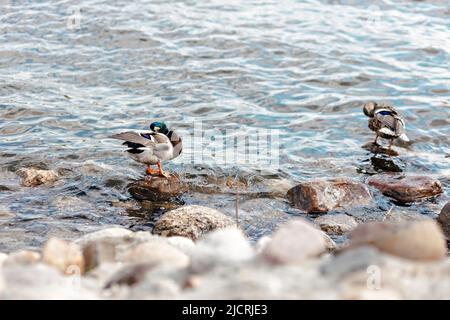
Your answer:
3,250 -> 41,267
42,238 -> 85,275
438,201 -> 450,240
153,205 -> 234,240
314,214 -> 358,235
189,228 -> 254,273
349,220 -> 447,261
367,174 -> 442,203
261,218 -> 328,264
128,175 -> 186,201
124,242 -> 189,268
287,178 -> 372,213
16,168 -> 59,187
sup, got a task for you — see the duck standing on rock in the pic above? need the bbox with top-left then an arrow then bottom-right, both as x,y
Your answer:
110,122 -> 182,178
363,102 -> 409,149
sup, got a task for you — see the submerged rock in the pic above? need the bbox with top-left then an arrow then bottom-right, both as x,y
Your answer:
42,238 -> 85,275
349,220 -> 447,261
261,218 -> 328,264
128,175 -> 186,201
314,214 -> 358,235
16,168 -> 59,187
437,201 -> 450,240
367,174 -> 442,203
287,178 -> 372,213
153,205 -> 234,240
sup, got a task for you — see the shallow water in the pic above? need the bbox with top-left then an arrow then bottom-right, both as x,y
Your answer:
0,0 -> 449,252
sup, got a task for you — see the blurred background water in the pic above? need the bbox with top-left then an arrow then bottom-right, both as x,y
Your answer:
0,0 -> 449,251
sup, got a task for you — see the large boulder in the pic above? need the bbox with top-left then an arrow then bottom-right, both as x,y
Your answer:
153,205 -> 234,240
437,201 -> 450,240
349,220 -> 447,261
128,175 -> 187,201
16,168 -> 59,187
367,174 -> 442,203
261,218 -> 328,264
287,178 -> 372,213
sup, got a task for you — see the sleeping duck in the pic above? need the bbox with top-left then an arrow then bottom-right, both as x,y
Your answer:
363,102 -> 409,149
110,122 -> 182,177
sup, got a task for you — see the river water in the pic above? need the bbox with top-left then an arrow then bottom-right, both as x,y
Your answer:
0,0 -> 449,252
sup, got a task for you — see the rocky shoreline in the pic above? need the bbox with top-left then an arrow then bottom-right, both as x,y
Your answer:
1,202 -> 449,299
0,167 -> 448,299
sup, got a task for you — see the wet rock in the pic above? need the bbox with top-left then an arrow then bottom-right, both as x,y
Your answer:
287,178 -> 372,213
367,174 -> 442,203
153,205 -> 234,240
16,168 -> 59,187
124,242 -> 189,268
261,218 -> 328,264
383,208 -> 432,222
190,227 -> 254,273
128,175 -> 187,201
362,142 -> 399,157
262,178 -> 296,198
438,201 -> 450,239
41,238 -> 84,275
349,220 -> 447,261
3,250 -> 41,267
314,214 -> 358,235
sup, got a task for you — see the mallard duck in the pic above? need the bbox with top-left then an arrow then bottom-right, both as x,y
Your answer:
363,102 -> 409,149
110,122 -> 182,177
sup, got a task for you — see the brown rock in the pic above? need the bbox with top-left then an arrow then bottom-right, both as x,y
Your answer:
82,240 -> 116,272
349,220 -> 447,261
128,175 -> 187,201
42,238 -> 85,274
261,218 -> 328,264
287,178 -> 372,213
17,168 -> 59,187
314,214 -> 358,235
153,205 -> 234,240
367,174 -> 442,203
437,201 -> 450,239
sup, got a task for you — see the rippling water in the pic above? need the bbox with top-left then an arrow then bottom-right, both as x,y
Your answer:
1,0 -> 449,252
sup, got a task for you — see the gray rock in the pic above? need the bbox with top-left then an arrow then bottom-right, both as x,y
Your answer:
16,168 -> 59,187
189,227 -> 254,273
349,220 -> 447,261
153,205 -> 234,240
314,214 -> 358,235
437,201 -> 450,240
261,218 -> 328,264
287,178 -> 372,213
367,174 -> 442,203
383,208 -> 432,222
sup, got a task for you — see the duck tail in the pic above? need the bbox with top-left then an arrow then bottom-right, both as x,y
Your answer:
398,133 -> 410,142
